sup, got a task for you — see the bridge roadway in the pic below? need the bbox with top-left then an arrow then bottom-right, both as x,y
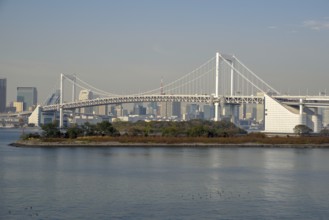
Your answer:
0,111 -> 33,117
5,95 -> 329,114
42,94 -> 265,111
273,95 -> 329,107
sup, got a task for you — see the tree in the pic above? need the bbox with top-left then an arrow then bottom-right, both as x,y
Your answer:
127,127 -> 143,136
293,124 -> 312,136
96,121 -> 119,136
162,126 -> 180,137
143,125 -> 152,137
41,121 -> 61,138
320,128 -> 329,136
187,125 -> 207,137
66,124 -> 83,139
81,122 -> 96,136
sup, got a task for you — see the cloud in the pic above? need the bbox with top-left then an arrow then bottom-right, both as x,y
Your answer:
303,19 -> 329,31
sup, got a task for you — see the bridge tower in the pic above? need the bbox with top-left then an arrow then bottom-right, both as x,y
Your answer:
214,52 -> 220,121
59,73 -> 64,128
214,52 -> 237,122
59,73 -> 76,128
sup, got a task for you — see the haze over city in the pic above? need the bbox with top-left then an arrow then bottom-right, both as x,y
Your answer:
1,0 -> 329,103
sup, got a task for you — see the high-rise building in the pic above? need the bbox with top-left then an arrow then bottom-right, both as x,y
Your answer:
256,92 -> 265,123
79,90 -> 93,114
185,104 -> 200,120
160,102 -> 170,118
133,103 -> 146,115
160,102 -> 181,119
172,102 -> 181,118
203,105 -> 215,120
321,109 -> 329,127
92,95 -> 108,115
94,105 -> 108,116
115,105 -> 124,117
17,87 -> 37,111
0,78 -> 6,113
146,102 -> 157,116
13,101 -> 24,113
79,90 -> 93,100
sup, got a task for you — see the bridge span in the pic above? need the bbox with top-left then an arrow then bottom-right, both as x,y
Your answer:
42,94 -> 264,111
41,94 -> 329,112
28,52 -> 329,134
274,95 -> 329,107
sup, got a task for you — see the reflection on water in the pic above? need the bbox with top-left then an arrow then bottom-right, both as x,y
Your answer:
1,129 -> 329,219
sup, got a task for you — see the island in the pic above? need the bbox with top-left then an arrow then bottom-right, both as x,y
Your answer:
11,120 -> 329,148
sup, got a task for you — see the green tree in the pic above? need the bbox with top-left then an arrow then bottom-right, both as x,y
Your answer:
96,121 -> 119,136
187,125 -> 207,137
66,124 -> 83,139
81,122 -> 96,136
320,128 -> 329,136
143,125 -> 153,137
41,121 -> 61,138
127,127 -> 143,136
162,126 -> 180,137
293,124 -> 312,136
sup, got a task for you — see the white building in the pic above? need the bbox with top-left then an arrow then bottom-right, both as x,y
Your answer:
79,90 -> 93,114
28,105 -> 41,125
72,115 -> 105,125
264,94 -> 321,133
28,105 -> 69,126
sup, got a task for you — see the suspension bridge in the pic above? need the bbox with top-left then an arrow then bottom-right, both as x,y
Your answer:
32,52 -> 329,133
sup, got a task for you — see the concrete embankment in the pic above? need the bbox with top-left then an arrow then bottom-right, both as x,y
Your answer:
9,140 -> 329,148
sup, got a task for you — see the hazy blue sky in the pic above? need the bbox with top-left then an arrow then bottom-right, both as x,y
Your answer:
1,0 -> 329,104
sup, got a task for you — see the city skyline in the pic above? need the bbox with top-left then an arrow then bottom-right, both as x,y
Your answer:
1,0 -> 329,104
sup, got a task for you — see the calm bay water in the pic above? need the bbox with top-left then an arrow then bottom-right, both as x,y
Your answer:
1,129 -> 329,219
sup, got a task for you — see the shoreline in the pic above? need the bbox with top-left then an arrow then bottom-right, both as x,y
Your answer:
10,140 -> 329,148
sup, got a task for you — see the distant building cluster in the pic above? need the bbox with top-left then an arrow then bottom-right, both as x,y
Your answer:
0,78 -> 38,114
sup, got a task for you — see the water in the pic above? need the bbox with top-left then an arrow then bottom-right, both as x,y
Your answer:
1,129 -> 329,219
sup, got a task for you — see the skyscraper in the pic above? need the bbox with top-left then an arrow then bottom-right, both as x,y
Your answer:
0,78 -> 6,113
172,102 -> 181,118
203,105 -> 215,120
79,90 -> 93,114
17,87 -> 38,111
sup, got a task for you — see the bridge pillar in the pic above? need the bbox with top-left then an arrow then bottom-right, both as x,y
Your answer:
230,105 -> 237,124
312,108 -> 321,133
299,99 -> 304,115
230,59 -> 234,96
214,52 -> 220,122
59,73 -> 64,128
214,103 -> 219,121
299,98 -> 304,126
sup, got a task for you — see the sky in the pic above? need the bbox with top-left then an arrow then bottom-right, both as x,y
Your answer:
1,0 -> 329,104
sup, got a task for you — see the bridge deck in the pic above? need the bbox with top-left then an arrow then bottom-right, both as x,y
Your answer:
274,95 -> 329,107
42,95 -> 265,111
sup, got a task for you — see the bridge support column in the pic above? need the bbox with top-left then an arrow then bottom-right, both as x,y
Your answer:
312,108 -> 321,133
72,74 -> 76,102
230,105 -> 236,124
299,98 -> 304,125
59,73 -> 64,128
230,60 -> 234,96
214,103 -> 219,121
214,52 -> 220,122
71,74 -> 76,116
